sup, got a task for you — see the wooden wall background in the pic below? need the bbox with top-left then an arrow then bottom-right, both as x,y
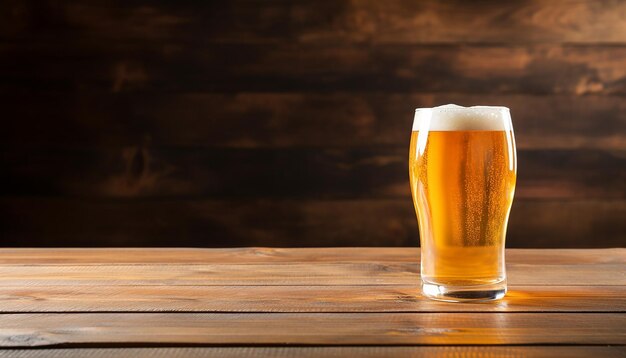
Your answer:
1,0 -> 625,247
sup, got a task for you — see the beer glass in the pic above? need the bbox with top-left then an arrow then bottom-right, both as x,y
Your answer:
409,105 -> 517,302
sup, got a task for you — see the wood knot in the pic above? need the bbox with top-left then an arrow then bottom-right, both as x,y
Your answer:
5,333 -> 52,347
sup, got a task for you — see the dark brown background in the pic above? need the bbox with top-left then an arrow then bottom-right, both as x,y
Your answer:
1,0 -> 625,247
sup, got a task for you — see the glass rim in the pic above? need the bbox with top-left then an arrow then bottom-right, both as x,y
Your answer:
412,104 -> 513,131
415,105 -> 510,112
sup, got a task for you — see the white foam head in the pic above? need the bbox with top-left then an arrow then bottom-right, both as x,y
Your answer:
413,104 -> 511,131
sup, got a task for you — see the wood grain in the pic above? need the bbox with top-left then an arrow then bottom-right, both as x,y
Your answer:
1,346 -> 625,358
0,285 -> 623,313
2,1 -> 626,249
2,44 -> 625,94
2,1 -> 626,44
0,248 -> 622,265
2,198 -> 625,248
0,312 -> 624,347
0,263 -> 421,286
3,146 -> 625,200
4,93 -> 625,150
0,249 -> 623,350
0,262 -> 623,286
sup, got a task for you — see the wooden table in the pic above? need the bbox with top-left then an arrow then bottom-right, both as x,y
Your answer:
0,248 -> 624,357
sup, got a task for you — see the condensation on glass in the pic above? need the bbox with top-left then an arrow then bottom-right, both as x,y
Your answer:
409,104 -> 517,302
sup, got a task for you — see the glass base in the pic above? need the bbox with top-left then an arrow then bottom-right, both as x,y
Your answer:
422,279 -> 507,302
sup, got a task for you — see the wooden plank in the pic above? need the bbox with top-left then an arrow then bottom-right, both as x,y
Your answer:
0,263 -> 623,286
1,44 -> 625,94
3,145 -> 625,200
0,285 -> 623,313
0,346 -> 624,358
2,198 -> 625,248
3,93 -> 624,150
3,146 -> 412,198
0,313 -> 624,347
2,1 -> 626,44
0,248 -> 623,265
0,263 -> 421,286
508,263 -> 626,286
506,249 -> 626,265
0,197 -> 418,247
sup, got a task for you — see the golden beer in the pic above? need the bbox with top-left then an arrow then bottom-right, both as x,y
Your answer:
409,105 -> 516,301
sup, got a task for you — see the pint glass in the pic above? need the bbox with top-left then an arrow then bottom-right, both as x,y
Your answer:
409,105 -> 517,302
